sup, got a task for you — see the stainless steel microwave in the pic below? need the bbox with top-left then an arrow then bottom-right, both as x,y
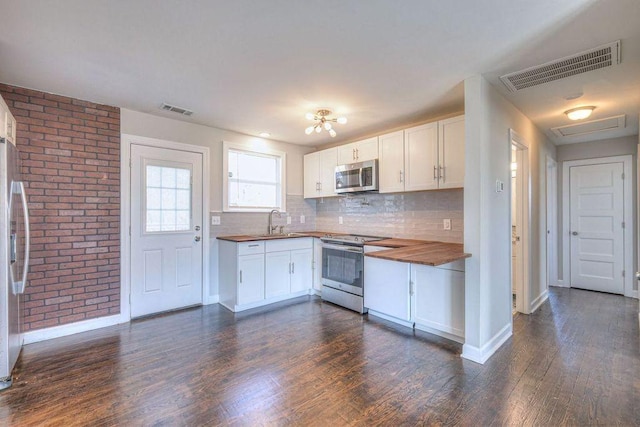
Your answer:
335,160 -> 378,193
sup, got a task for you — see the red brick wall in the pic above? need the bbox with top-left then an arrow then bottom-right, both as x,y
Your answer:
0,83 -> 120,331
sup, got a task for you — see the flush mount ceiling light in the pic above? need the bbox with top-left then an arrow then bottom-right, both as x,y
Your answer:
304,109 -> 347,138
565,106 -> 596,121
259,132 -> 271,138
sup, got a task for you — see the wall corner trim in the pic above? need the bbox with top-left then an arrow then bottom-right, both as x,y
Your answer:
530,290 -> 549,313
23,314 -> 127,345
205,295 -> 220,305
461,322 -> 512,364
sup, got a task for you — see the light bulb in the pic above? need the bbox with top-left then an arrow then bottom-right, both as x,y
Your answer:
337,117 -> 347,124
324,122 -> 332,130
329,129 -> 337,138
305,112 -> 315,120
315,125 -> 322,133
305,126 -> 315,135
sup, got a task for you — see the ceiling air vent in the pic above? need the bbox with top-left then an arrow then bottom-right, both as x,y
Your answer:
161,103 -> 194,116
500,40 -> 621,92
551,114 -> 626,138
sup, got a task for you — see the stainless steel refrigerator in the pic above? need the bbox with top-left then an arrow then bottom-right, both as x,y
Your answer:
0,125 -> 29,390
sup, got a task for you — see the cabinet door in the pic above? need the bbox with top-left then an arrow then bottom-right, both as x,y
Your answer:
303,152 -> 320,199
354,137 -> 379,162
312,239 -> 323,292
337,142 -> 357,165
378,130 -> 405,193
265,251 -> 291,298
319,147 -> 338,197
405,122 -> 439,191
412,264 -> 465,338
290,248 -> 313,293
438,115 -> 465,189
364,257 -> 411,321
238,254 -> 265,305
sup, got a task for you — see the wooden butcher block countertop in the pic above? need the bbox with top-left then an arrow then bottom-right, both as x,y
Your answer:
366,239 -> 471,266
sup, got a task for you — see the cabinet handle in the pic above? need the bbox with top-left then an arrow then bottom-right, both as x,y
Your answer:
439,165 -> 444,181
292,262 -> 295,274
433,166 -> 437,180
353,148 -> 356,160
356,148 -> 359,160
316,182 -> 320,191
248,244 -> 259,247
399,170 -> 404,183
409,280 -> 414,296
240,270 -> 243,283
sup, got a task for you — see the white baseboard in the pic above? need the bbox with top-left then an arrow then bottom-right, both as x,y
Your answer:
529,290 -> 549,313
204,294 -> 220,305
367,310 -> 414,329
414,323 -> 464,344
23,314 -> 127,345
461,322 -> 512,364
553,279 -> 569,288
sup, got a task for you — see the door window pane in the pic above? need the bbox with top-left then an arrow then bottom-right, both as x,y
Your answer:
145,165 -> 191,232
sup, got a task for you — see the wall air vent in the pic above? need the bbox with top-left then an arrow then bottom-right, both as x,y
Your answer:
500,40 -> 621,92
551,114 -> 626,138
161,103 -> 194,116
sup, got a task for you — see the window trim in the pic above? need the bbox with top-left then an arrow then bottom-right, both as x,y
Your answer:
222,141 -> 287,212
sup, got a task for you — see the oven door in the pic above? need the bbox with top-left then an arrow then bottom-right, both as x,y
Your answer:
321,243 -> 364,296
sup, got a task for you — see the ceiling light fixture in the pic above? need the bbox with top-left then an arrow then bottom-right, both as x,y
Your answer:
304,109 -> 347,138
565,106 -> 596,121
259,132 -> 271,138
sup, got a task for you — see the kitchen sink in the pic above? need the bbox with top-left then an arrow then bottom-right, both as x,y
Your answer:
248,233 -> 307,239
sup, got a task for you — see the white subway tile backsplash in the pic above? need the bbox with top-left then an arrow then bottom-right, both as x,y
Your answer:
210,190 -> 463,243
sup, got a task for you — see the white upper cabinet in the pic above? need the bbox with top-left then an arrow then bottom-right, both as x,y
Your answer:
337,137 -> 379,164
378,130 -> 406,193
378,115 -> 464,193
404,122 -> 439,191
303,147 -> 338,199
438,115 -> 465,189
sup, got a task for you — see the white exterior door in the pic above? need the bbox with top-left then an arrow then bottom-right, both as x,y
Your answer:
569,162 -> 624,294
130,144 -> 204,317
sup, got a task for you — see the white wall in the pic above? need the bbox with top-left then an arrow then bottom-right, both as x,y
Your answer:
463,75 -> 556,363
121,109 -> 315,207
120,109 -> 316,301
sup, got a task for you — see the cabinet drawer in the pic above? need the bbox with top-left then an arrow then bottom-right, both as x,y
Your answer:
266,237 -> 312,252
238,241 -> 265,255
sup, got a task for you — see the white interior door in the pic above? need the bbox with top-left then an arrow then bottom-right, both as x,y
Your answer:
569,162 -> 624,294
130,144 -> 204,317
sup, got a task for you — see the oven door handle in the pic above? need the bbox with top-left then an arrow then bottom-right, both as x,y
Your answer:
322,243 -> 364,253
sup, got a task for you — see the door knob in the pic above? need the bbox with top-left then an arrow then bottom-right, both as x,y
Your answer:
571,231 -> 578,236
195,225 -> 201,231
636,272 -> 640,281
194,236 -> 201,242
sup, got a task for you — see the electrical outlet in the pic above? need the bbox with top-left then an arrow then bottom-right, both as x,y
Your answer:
211,215 -> 220,225
300,215 -> 305,224
339,216 -> 343,225
286,216 -> 291,225
496,179 -> 504,192
443,219 -> 451,230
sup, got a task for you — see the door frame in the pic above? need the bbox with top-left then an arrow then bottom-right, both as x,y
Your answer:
561,155 -> 634,298
509,129 -> 531,314
121,134 -> 211,321
546,156 -> 558,287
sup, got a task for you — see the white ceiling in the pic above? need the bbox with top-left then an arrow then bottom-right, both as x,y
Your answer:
1,0 -> 638,146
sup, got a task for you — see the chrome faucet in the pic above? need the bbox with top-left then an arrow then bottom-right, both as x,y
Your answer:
268,209 -> 281,235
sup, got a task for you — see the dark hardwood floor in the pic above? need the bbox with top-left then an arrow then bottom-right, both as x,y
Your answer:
1,287 -> 638,426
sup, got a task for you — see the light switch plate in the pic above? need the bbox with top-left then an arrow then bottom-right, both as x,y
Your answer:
496,179 -> 504,192
300,215 -> 305,224
338,216 -> 343,225
211,215 -> 221,225
286,216 -> 292,225
443,219 -> 451,230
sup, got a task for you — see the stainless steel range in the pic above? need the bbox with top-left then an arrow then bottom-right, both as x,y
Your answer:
320,234 -> 384,313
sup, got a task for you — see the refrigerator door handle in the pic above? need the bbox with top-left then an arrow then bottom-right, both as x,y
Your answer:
11,182 -> 29,294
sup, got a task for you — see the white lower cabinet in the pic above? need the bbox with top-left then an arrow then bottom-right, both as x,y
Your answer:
364,255 -> 465,342
238,254 -> 265,305
411,262 -> 465,340
219,238 -> 314,312
364,254 -> 411,322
